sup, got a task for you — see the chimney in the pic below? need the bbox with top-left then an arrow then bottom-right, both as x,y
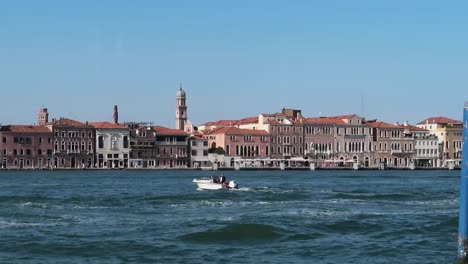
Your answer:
403,121 -> 408,126
113,105 -> 119,124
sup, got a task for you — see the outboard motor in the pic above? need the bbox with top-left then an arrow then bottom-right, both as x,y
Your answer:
228,180 -> 238,189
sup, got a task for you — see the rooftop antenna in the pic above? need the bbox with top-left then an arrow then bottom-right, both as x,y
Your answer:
458,101 -> 468,263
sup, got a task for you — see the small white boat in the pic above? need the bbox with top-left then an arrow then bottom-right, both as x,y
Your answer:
192,175 -> 238,190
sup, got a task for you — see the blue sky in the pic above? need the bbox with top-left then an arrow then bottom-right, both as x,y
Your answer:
1,0 -> 467,127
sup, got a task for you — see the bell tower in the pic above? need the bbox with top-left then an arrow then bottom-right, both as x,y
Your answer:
175,84 -> 187,130
37,105 -> 49,126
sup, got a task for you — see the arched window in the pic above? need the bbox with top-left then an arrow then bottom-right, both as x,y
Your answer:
226,145 -> 230,155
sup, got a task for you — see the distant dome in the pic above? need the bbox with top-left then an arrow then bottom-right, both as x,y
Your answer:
176,87 -> 186,97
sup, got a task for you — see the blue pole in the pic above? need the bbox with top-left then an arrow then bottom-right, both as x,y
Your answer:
458,102 -> 468,263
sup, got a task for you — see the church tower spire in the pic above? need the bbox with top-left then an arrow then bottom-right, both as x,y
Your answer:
37,105 -> 49,126
175,84 -> 187,130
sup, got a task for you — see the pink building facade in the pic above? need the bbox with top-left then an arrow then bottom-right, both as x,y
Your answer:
0,125 -> 53,169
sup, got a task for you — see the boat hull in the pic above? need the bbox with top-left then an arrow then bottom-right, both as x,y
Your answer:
192,178 -> 238,190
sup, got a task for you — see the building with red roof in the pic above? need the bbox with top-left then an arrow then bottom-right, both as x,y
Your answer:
89,121 -> 130,168
416,116 -> 462,167
0,125 -> 53,169
48,117 -> 95,168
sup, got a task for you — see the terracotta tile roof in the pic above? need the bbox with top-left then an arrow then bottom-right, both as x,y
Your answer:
154,126 -> 188,136
89,122 -> 127,129
402,124 -> 427,132
264,120 -> 281,124
369,121 -> 402,129
329,114 -> 358,120
200,120 -> 238,126
1,125 -> 51,133
234,116 -> 258,125
48,118 -> 86,127
417,116 -> 462,125
204,127 -> 269,136
303,117 -> 346,125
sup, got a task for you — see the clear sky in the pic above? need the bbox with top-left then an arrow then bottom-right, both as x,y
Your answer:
1,0 -> 467,127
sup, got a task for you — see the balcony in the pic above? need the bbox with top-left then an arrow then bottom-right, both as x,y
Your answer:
157,142 -> 187,146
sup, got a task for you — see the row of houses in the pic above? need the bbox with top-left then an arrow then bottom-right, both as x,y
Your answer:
0,88 -> 463,169
0,106 -> 210,169
199,108 -> 463,169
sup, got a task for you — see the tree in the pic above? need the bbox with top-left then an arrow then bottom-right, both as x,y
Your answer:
208,147 -> 225,155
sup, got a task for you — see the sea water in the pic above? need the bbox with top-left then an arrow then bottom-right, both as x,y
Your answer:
0,170 -> 459,263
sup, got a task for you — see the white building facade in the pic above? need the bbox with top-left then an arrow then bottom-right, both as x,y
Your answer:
90,122 -> 130,168
189,135 -> 211,169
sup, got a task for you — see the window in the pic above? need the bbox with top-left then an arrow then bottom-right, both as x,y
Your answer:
107,154 -> 112,159
20,149 -> 24,155
14,137 -> 18,143
123,136 -> 129,148
203,150 -> 208,156
192,150 -> 197,156
2,137 -> 6,143
26,149 -> 31,155
3,149 -> 6,155
203,141 -> 208,146
98,136 -> 104,148
192,141 -> 197,147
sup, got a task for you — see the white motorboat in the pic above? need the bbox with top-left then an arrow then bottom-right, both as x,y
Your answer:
192,175 -> 238,190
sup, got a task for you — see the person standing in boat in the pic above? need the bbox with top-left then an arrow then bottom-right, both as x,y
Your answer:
220,174 -> 226,183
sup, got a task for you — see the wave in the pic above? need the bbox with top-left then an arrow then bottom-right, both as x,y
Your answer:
180,223 -> 285,244
330,192 -> 419,201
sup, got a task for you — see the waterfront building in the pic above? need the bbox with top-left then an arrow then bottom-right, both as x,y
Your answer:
128,123 -> 157,168
403,122 -> 440,167
129,124 -> 189,168
332,115 -> 374,168
89,122 -> 130,168
416,116 -> 463,168
203,126 -> 270,167
0,125 -> 53,169
238,109 -> 304,166
303,117 -> 339,167
154,126 -> 189,168
189,133 -> 211,169
302,115 -> 374,168
48,118 -> 95,168
367,120 -> 414,168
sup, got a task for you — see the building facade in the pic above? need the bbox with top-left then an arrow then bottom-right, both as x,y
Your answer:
417,116 -> 463,167
48,118 -> 95,168
0,125 -> 53,169
90,122 -> 130,168
369,121 -> 414,168
189,134 -> 211,169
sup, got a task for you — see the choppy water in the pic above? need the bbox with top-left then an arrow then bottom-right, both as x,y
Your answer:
0,170 -> 459,263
